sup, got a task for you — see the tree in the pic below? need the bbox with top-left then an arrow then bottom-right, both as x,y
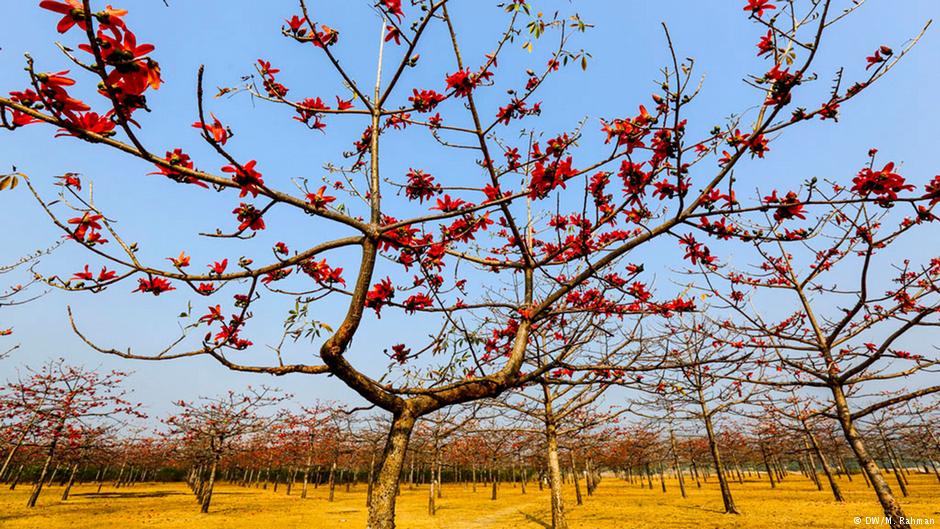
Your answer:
694,176 -> 940,528
0,1 -> 929,527
0,358 -> 144,507
164,386 -> 285,513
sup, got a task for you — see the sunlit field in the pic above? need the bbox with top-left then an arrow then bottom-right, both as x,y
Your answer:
3,473 -> 938,529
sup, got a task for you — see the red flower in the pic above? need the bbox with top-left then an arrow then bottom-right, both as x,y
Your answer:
301,258 -> 345,286
261,268 -> 291,285
133,277 -> 175,295
743,0 -> 776,18
385,25 -> 401,45
222,160 -> 264,198
365,277 -> 395,316
336,96 -> 354,110
390,344 -> 410,364
679,234 -> 716,266
97,267 -> 117,282
757,30 -> 775,57
232,203 -> 266,231
851,162 -> 913,205
39,0 -> 87,33
381,0 -> 404,20
199,305 -> 224,324
924,175 -> 940,205
445,69 -> 482,98
529,157 -> 576,199
209,259 -> 228,275
274,242 -> 289,255
748,134 -> 770,158
192,113 -> 229,144
284,15 -> 307,36
306,186 -> 336,209
431,194 -> 467,212
67,213 -> 103,242
58,112 -> 116,137
866,46 -> 892,70
408,89 -> 446,112
72,265 -> 94,281
55,173 -> 82,191
404,169 -> 441,202
149,149 -> 207,188
168,251 -> 190,268
764,190 -> 806,222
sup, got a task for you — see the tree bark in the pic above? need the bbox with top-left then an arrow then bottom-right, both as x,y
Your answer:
700,395 -> 738,514
544,413 -> 568,529
62,463 -> 79,501
670,430 -> 687,498
805,427 -> 844,502
832,385 -> 909,529
200,452 -> 220,514
367,410 -> 416,529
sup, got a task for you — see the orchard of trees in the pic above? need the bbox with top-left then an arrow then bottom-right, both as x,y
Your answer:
1,1 -> 939,528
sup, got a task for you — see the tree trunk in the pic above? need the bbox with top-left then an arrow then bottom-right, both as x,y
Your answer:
832,385 -> 909,529
200,454 -> 220,514
701,399 -> 738,514
805,427 -> 844,502
367,410 -> 416,529
27,430 -> 60,508
670,430 -> 687,498
760,442 -> 775,489
572,454 -> 583,506
61,463 -> 79,501
544,413 -> 568,529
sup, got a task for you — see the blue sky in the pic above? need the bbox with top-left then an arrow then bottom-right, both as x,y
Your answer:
1,0 -> 939,421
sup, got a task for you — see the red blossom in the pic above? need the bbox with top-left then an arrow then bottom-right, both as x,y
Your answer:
133,277 -> 175,295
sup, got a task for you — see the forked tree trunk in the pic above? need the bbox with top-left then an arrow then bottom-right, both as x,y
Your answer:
832,385 -> 909,529
367,411 -> 416,529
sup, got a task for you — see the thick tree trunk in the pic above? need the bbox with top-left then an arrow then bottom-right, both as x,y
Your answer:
832,385 -> 909,529
366,411 -> 416,529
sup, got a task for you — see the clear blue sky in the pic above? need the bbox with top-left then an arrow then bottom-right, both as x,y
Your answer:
1,0 -> 939,420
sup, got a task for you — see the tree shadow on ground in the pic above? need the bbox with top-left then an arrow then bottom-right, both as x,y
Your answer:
518,511 -> 551,528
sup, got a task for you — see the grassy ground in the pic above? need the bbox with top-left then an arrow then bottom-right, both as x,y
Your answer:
1,472 -> 938,528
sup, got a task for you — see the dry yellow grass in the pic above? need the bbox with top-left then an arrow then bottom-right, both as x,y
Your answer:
2,473 -> 938,528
